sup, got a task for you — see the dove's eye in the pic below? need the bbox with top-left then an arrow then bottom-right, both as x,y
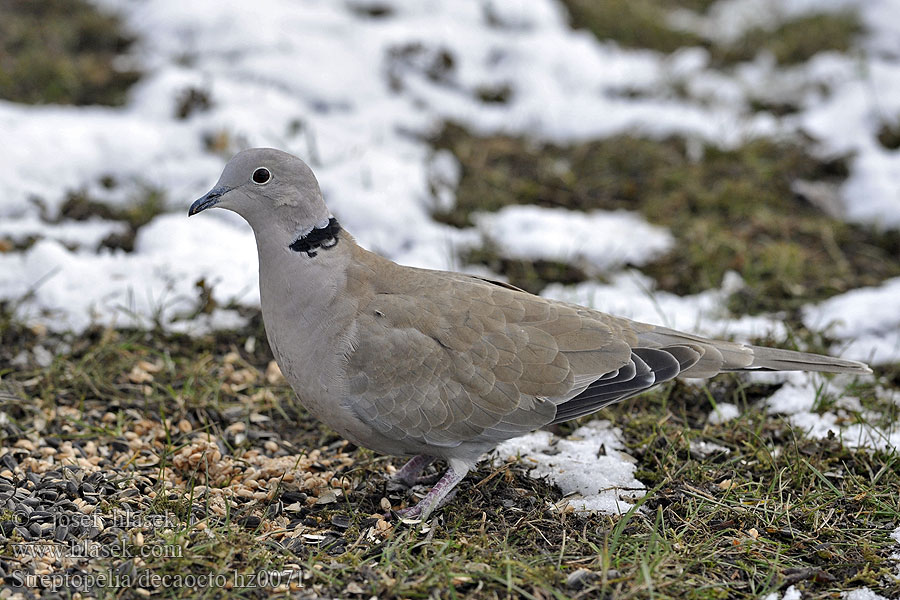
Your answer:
252,167 -> 271,185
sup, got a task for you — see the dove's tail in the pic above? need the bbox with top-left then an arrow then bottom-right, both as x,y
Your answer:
636,326 -> 872,378
550,322 -> 872,426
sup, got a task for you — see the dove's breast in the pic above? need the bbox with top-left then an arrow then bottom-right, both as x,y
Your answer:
256,240 -> 430,456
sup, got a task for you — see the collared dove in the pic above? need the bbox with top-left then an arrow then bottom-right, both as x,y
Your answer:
189,148 -> 872,520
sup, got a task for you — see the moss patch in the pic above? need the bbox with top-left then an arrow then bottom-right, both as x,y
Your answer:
560,0 -> 862,67
433,124 -> 900,314
0,0 -> 140,105
559,0 -> 706,54
714,12 -> 863,66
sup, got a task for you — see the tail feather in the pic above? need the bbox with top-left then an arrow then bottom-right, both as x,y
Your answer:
742,345 -> 872,375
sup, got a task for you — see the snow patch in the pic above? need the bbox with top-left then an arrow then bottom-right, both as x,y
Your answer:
804,277 -> 900,366
493,420 -> 644,515
842,589 -> 890,600
474,205 -> 672,272
0,215 -> 258,332
671,0 -> 858,45
765,373 -> 900,452
708,403 -> 741,425
761,584 -> 802,600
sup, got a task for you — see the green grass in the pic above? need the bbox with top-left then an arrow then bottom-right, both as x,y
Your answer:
714,12 -> 863,66
432,125 -> 900,314
559,0 -> 707,54
560,0 -> 862,67
0,0 -> 140,105
1,316 -> 898,599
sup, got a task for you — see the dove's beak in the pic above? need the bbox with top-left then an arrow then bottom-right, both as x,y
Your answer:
189,186 -> 229,216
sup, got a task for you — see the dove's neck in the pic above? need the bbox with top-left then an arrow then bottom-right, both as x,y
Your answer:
254,219 -> 354,327
252,222 -> 359,400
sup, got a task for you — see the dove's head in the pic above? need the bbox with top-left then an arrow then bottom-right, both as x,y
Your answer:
189,148 -> 333,245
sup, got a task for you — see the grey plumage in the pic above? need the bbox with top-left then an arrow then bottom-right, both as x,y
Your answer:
189,148 -> 872,520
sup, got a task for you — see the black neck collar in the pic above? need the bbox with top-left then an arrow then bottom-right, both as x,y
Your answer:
289,217 -> 341,257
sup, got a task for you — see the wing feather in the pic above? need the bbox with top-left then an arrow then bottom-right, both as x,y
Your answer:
344,269 -> 633,447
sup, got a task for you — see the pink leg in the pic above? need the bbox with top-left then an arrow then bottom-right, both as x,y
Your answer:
395,461 -> 468,520
391,454 -> 435,486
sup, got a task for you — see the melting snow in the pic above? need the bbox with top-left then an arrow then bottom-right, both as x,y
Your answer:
473,205 -> 673,273
0,215 -> 258,332
803,277 -> 900,366
761,585 -> 802,600
708,402 -> 741,425
492,420 -> 644,515
842,589 -> 891,600
764,372 -> 900,452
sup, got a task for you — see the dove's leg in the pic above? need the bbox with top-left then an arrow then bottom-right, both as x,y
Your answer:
391,455 -> 435,486
396,459 -> 468,520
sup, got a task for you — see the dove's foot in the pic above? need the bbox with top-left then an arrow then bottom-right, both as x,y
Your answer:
390,454 -> 436,488
393,462 -> 468,521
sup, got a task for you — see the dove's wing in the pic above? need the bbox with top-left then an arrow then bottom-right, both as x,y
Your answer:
343,254 -> 692,447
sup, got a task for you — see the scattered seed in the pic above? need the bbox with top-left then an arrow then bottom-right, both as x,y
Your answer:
331,514 -> 351,529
